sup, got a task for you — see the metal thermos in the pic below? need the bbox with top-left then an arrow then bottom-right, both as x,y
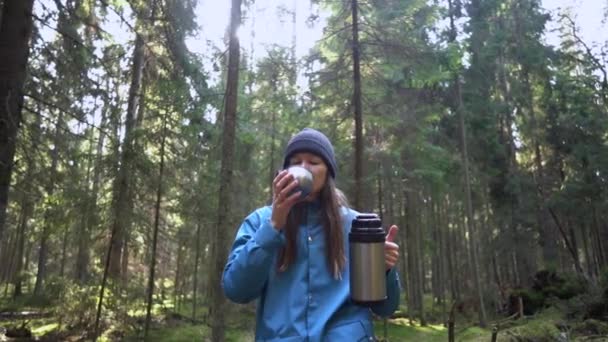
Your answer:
349,213 -> 386,305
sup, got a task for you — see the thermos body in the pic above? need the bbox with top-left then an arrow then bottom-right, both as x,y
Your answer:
349,214 -> 387,306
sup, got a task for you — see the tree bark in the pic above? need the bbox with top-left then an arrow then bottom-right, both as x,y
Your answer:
75,102 -> 107,283
415,192 -> 426,325
34,111 -> 63,295
13,195 -> 32,298
449,0 -> 486,326
192,223 -> 201,321
209,0 -> 241,340
0,0 -> 35,254
144,110 -> 168,340
351,0 -> 364,210
174,243 -> 183,313
12,101 -> 40,297
108,28 -> 146,279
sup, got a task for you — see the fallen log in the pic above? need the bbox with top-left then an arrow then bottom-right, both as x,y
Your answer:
0,311 -> 51,320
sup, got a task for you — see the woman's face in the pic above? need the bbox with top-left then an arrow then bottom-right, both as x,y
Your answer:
288,152 -> 328,201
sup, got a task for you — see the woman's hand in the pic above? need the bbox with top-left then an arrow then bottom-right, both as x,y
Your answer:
271,170 -> 301,230
385,225 -> 399,271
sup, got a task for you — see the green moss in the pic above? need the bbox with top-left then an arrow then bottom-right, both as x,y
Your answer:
573,319 -> 608,336
457,326 -> 492,341
495,309 -> 563,342
133,324 -> 208,342
31,322 -> 59,335
374,319 -> 447,341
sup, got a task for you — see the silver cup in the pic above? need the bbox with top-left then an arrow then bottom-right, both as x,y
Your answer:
286,166 -> 313,199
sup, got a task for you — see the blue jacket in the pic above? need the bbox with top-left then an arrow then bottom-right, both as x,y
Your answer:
222,203 -> 401,341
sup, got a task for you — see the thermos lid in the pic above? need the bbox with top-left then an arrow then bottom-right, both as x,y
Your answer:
351,213 -> 381,229
350,213 -> 385,242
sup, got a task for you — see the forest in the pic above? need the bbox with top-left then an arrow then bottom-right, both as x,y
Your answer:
0,0 -> 607,340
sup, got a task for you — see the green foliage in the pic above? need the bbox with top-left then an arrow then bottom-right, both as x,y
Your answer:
374,319 -> 448,341
46,277 -> 98,329
508,271 -> 588,315
501,319 -> 561,342
572,319 -> 608,337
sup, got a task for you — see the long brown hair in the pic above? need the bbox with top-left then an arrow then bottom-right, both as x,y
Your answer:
277,177 -> 348,278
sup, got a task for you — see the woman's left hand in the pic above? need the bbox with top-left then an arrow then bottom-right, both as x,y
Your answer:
385,225 -> 399,271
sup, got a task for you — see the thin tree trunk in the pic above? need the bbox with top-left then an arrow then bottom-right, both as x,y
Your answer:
209,1 -> 241,340
34,111 -> 63,295
414,192 -> 426,325
108,27 -> 147,279
444,196 -> 458,302
174,244 -> 183,313
402,191 -> 414,325
121,230 -> 130,287
269,110 -> 276,190
94,27 -> 147,339
377,160 -> 383,221
13,196 -> 32,298
59,225 -> 69,277
0,0 -> 35,258
450,0 -> 486,324
75,103 -> 107,283
580,222 -> 594,278
192,223 -> 201,321
591,205 -> 606,270
144,110 -> 168,339
351,0 -> 363,210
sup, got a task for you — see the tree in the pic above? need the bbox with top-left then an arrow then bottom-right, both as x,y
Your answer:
0,0 -> 35,255
448,0 -> 487,327
351,0 -> 363,210
209,0 -> 242,340
108,24 -> 147,280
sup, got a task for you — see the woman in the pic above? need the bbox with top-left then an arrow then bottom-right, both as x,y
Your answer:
222,128 -> 401,341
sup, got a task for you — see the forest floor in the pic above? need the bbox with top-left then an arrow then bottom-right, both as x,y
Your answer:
1,294 -> 608,341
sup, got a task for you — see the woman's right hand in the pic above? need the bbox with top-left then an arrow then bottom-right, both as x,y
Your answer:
271,170 -> 301,230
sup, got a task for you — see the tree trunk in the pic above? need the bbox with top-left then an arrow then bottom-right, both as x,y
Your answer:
591,204 -> 606,270
108,28 -> 146,279
192,223 -> 202,321
59,225 -> 69,277
209,0 -> 241,340
13,196 -> 32,298
0,0 -> 35,253
351,0 -> 363,210
511,0 -> 558,272
402,191 -> 414,325
1,227 -> 17,285
174,244 -> 183,313
12,102 -> 38,297
34,111 -> 63,295
75,103 -> 107,283
450,0 -> 486,325
144,110 -> 168,340
376,159 -> 384,221
269,110 -> 276,191
94,27 -> 147,339
415,193 -> 426,325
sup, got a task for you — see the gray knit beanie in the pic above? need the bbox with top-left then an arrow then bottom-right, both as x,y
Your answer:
283,128 -> 337,178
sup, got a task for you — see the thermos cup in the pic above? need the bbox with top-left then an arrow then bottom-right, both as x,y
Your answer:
349,213 -> 386,305
286,166 -> 313,200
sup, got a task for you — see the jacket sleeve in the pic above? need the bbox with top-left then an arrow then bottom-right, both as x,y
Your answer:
222,208 -> 285,304
370,268 -> 401,317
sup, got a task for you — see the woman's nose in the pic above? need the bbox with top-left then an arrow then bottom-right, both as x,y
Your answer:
296,161 -> 310,169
